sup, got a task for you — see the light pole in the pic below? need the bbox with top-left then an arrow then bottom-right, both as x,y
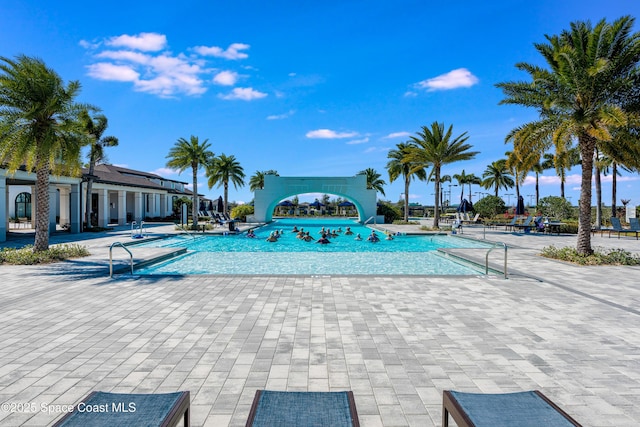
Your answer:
527,194 -> 535,207
505,193 -> 514,207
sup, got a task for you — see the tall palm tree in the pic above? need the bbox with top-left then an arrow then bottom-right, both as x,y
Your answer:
497,16 -> 640,255
0,55 -> 89,251
387,142 -> 427,221
408,122 -> 478,228
599,127 -> 640,217
207,153 -> 245,215
357,167 -> 386,196
465,173 -> 482,203
166,135 -> 214,227
481,160 -> 514,197
249,169 -> 279,191
505,151 -> 529,202
82,111 -> 118,228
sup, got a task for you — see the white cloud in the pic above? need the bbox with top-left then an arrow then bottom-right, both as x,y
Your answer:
415,68 -> 479,91
213,70 -> 239,86
267,110 -> 295,120
306,129 -> 358,139
219,87 -> 267,101
87,63 -> 139,81
106,32 -> 167,52
194,43 -> 250,60
346,137 -> 369,145
151,167 -> 177,176
383,131 -> 410,139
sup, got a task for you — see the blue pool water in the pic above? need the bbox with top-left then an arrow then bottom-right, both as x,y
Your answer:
134,218 -> 490,275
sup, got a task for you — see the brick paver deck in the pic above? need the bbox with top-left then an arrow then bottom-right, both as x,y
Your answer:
1,223 -> 639,426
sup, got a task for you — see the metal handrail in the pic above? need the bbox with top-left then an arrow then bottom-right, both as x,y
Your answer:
485,241 -> 508,279
109,242 -> 133,278
175,223 -> 197,239
364,216 -> 376,225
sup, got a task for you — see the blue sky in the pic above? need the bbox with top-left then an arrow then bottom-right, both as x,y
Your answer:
2,1 -> 640,207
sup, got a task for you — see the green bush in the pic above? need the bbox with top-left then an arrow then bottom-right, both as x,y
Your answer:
231,204 -> 254,222
540,245 -> 640,265
377,203 -> 402,223
0,244 -> 90,265
537,196 -> 573,220
473,195 -> 506,219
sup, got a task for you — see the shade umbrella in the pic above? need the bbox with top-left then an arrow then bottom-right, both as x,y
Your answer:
457,199 -> 471,212
338,201 -> 354,207
516,195 -> 525,215
207,200 -> 214,211
216,196 -> 224,212
277,200 -> 293,207
309,200 -> 324,209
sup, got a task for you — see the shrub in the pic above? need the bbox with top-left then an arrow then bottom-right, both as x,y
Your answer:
231,204 -> 254,222
537,196 -> 573,220
473,195 -> 505,219
377,203 -> 402,223
540,245 -> 640,265
0,244 -> 90,265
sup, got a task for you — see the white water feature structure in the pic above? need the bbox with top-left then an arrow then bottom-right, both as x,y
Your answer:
250,175 -> 379,223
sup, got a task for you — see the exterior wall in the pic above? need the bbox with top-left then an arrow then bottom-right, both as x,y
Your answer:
251,175 -> 378,223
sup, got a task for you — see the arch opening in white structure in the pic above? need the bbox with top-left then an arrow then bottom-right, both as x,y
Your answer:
251,175 -> 378,223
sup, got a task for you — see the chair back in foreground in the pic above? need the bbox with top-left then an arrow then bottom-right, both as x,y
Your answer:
246,390 -> 359,427
53,391 -> 190,427
443,390 -> 582,427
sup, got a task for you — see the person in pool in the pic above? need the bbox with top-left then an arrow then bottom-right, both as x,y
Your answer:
246,229 -> 256,238
302,232 -> 314,242
354,233 -> 362,241
317,235 -> 331,244
292,226 -> 299,232
266,232 -> 278,242
367,231 -> 380,243
344,227 -> 354,235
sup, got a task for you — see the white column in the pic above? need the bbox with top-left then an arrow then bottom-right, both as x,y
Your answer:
59,187 -> 70,226
98,188 -> 109,227
134,192 -> 143,222
160,194 -> 167,218
118,190 -> 126,225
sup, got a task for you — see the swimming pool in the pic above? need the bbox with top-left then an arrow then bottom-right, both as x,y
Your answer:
134,218 -> 490,275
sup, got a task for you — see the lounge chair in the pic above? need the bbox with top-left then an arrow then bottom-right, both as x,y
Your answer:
497,216 -> 519,231
52,391 -> 190,427
629,217 -> 640,231
443,390 -> 582,427
608,217 -> 639,239
513,216 -> 533,233
246,390 -> 359,426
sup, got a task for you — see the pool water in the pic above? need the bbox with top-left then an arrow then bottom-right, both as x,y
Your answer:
134,218 -> 489,275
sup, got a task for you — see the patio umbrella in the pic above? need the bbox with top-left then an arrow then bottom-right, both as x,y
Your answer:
516,195 -> 525,215
457,199 -> 471,212
309,200 -> 324,209
277,200 -> 293,207
216,196 -> 224,212
207,200 -> 214,211
338,201 -> 354,207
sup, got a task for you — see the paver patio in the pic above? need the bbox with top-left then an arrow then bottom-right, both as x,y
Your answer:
0,223 -> 639,426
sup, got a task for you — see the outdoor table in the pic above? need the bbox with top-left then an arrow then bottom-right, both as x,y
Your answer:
544,221 -> 565,235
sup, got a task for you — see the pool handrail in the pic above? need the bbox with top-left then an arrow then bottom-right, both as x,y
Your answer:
485,241 -> 508,279
109,242 -> 133,278
176,223 -> 197,239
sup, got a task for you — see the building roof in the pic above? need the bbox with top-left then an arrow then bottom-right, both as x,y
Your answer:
83,164 -> 193,194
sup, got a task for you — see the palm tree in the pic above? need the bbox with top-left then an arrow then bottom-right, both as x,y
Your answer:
465,173 -> 482,203
481,160 -> 514,197
387,142 -> 427,221
497,16 -> 640,255
207,153 -> 245,215
408,122 -> 478,228
599,127 -> 640,217
0,55 -> 88,251
505,151 -> 529,202
357,168 -> 386,196
166,135 -> 214,227
82,111 -> 118,228
249,169 -> 279,191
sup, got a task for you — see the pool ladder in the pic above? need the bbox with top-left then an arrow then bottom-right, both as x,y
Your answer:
109,242 -> 133,278
485,242 -> 508,279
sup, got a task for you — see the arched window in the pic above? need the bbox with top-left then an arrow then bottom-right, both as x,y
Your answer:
15,192 -> 32,219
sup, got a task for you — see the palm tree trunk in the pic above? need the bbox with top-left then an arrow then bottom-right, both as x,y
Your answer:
577,135 -> 596,255
192,167 -> 198,227
560,169 -> 566,199
433,169 -> 441,228
594,162 -> 602,229
85,160 -> 95,228
403,176 -> 410,222
34,162 -> 51,252
535,172 -> 540,207
611,163 -> 617,219
224,182 -> 229,215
